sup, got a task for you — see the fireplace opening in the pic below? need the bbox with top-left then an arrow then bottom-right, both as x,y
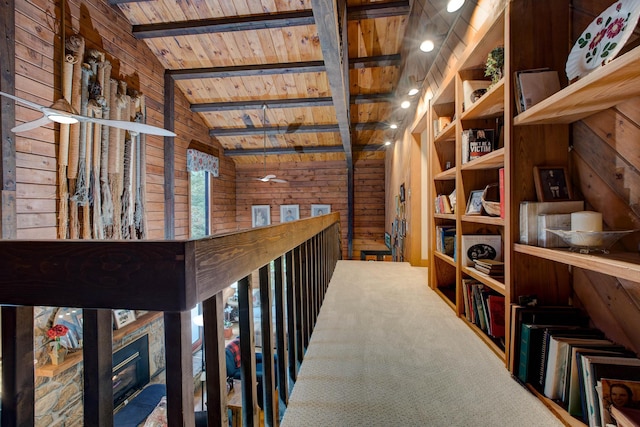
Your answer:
113,334 -> 150,409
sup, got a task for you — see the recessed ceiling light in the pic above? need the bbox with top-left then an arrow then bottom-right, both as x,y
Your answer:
420,40 -> 435,52
408,87 -> 419,96
447,0 -> 465,13
384,141 -> 392,146
401,100 -> 411,109
390,123 -> 398,129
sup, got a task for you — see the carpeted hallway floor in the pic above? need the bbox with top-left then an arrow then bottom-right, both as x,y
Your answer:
281,260 -> 564,427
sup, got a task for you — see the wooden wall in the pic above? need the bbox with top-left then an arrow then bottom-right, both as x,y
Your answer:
235,157 -> 386,259
13,0 -> 235,241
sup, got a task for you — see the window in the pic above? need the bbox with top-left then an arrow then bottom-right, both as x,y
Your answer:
190,170 -> 211,349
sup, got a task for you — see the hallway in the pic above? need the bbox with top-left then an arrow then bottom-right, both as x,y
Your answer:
281,261 -> 564,426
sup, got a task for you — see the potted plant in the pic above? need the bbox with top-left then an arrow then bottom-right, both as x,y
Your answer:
224,320 -> 234,339
47,324 -> 69,365
485,46 -> 504,86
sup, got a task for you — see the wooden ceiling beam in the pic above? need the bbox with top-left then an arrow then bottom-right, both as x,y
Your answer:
349,54 -> 401,69
132,11 -> 315,39
347,1 -> 410,20
224,144 -> 384,156
209,121 -> 389,137
167,61 -> 325,80
191,94 -> 394,112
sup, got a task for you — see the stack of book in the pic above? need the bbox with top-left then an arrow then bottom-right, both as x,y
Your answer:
511,305 -> 640,427
435,226 -> 455,256
473,259 -> 504,278
462,279 -> 505,339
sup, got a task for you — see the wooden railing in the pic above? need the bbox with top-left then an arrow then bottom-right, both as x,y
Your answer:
0,213 -> 341,426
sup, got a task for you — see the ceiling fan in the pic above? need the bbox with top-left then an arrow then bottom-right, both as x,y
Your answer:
255,104 -> 287,183
0,91 -> 176,137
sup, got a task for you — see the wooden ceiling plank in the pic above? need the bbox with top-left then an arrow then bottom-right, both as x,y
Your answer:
209,121 -> 387,136
132,11 -> 316,39
224,144 -> 384,156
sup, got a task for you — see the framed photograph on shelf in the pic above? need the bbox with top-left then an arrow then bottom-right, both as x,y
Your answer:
311,204 -> 330,217
280,204 -> 300,223
113,309 -> 137,330
533,166 -> 572,202
465,190 -> 484,215
399,183 -> 406,202
251,205 -> 271,227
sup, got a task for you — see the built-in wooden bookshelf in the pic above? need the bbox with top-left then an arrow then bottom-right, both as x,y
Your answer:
426,1 -> 640,425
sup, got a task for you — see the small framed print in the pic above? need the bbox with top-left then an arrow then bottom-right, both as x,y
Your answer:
280,204 -> 300,223
311,204 -> 330,217
113,309 -> 137,329
533,166 -> 572,202
465,190 -> 484,215
399,183 -> 406,202
251,205 -> 271,227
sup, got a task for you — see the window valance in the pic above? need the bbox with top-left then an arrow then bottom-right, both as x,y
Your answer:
187,149 -> 219,176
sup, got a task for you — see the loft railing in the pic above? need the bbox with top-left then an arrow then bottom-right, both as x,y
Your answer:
0,213 -> 341,427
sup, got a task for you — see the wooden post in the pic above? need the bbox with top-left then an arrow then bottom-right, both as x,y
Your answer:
203,292 -> 229,427
274,256 -> 289,406
285,250 -> 298,383
164,311 -> 196,426
258,264 -> 276,426
83,309 -> 114,427
237,275 -> 259,427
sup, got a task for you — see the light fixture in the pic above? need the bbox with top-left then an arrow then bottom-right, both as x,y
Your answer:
407,75 -> 420,96
47,98 -> 79,124
384,141 -> 392,146
447,0 -> 465,13
408,87 -> 419,96
401,100 -> 411,109
390,123 -> 398,130
420,39 -> 435,52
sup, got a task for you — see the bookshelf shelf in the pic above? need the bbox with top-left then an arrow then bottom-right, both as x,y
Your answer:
434,213 -> 456,221
461,148 -> 504,171
462,266 -> 506,295
514,244 -> 640,283
461,215 -> 504,226
525,385 -> 586,427
461,78 -> 505,120
434,120 -> 457,144
434,251 -> 456,267
463,318 -> 505,359
434,168 -> 456,181
514,46 -> 640,126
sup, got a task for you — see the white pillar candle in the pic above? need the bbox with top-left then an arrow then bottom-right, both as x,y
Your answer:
571,211 -> 603,246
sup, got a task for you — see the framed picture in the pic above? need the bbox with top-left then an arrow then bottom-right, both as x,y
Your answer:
384,232 -> 391,249
311,204 -> 330,217
399,183 -> 406,202
533,166 -> 572,202
113,309 -> 137,330
251,205 -> 271,227
280,204 -> 300,223
465,190 -> 484,215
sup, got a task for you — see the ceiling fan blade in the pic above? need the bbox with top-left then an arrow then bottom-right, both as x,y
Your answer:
264,174 -> 276,179
271,178 -> 287,183
11,115 -> 52,133
0,91 -> 47,113
81,116 -> 176,137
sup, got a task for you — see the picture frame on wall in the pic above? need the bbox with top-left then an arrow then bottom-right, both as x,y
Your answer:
311,204 -> 331,217
465,190 -> 484,215
113,309 -> 137,330
533,166 -> 572,202
399,183 -> 406,202
252,205 -> 271,227
280,204 -> 300,222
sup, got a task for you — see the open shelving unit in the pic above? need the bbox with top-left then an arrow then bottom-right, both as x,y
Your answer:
426,1 -> 640,425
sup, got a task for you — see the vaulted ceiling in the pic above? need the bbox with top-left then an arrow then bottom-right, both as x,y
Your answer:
111,0 -> 464,165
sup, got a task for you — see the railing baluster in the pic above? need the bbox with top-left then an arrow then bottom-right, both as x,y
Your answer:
1,306 -> 34,427
274,255 -> 289,407
83,308 -> 114,427
237,275 -> 259,427
258,264 -> 277,426
293,245 -> 304,367
203,291 -> 228,427
163,310 -> 196,426
285,250 -> 298,384
301,241 -> 311,349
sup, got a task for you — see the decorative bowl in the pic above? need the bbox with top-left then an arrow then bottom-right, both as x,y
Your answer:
545,229 -> 637,254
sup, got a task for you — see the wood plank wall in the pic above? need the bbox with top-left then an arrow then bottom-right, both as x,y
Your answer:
567,1 -> 640,356
235,158 -> 385,259
13,0 -> 235,241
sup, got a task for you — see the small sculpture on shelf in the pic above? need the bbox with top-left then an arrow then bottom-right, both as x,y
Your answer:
47,324 -> 69,365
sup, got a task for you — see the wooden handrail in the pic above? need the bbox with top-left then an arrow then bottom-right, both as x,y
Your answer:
0,214 -> 341,427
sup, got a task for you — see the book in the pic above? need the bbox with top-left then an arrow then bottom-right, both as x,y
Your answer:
611,405 -> 640,427
487,295 -> 505,338
461,129 -> 495,164
499,167 -> 505,219
519,200 -> 584,245
460,235 -> 502,267
537,213 -> 572,248
517,69 -> 561,111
